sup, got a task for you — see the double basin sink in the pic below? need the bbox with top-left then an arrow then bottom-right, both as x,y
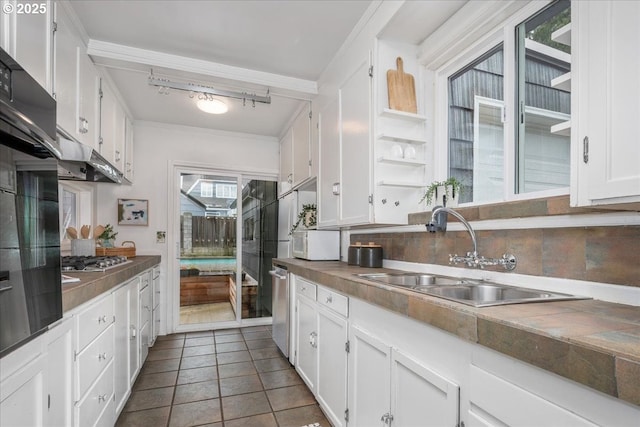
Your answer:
356,272 -> 588,307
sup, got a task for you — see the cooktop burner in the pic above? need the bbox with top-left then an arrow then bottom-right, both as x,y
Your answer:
61,255 -> 131,272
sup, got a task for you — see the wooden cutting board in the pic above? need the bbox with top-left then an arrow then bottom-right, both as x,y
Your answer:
387,57 -> 417,113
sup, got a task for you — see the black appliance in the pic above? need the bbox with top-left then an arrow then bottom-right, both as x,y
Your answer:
0,47 -> 62,357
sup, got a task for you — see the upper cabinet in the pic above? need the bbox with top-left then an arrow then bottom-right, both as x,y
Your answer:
53,2 -> 99,148
572,1 -> 640,207
0,0 -> 54,91
279,104 -> 312,196
317,41 -> 427,228
98,78 -> 126,169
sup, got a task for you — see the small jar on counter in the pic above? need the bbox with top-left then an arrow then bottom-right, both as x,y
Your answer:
348,242 -> 363,266
359,242 -> 383,268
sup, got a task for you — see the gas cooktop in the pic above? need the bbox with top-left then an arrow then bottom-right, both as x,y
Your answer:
61,255 -> 131,272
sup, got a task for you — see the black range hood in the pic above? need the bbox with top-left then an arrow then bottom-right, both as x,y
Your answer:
56,134 -> 122,184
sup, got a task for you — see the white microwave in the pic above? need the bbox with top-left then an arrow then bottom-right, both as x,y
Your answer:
291,230 -> 340,260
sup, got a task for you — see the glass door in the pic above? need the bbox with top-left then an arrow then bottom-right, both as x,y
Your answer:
178,172 -> 239,326
175,170 -> 278,330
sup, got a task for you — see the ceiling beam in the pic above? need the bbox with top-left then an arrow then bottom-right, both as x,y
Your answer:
87,39 -> 318,96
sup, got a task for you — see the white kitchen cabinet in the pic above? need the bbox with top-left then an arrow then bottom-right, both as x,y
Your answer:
53,2 -> 78,138
76,51 -> 99,147
348,325 -> 391,426
279,127 -> 294,195
128,276 -> 140,384
53,2 -> 99,147
0,345 -> 48,427
293,276 -> 349,426
73,292 -> 115,427
572,1 -> 640,207
294,278 -> 318,392
98,78 -> 117,165
12,0 -> 54,91
279,104 -> 312,196
112,96 -> 126,172
124,116 -> 135,182
316,291 -> 348,427
292,104 -> 311,186
151,266 -> 161,346
466,364 -> 594,427
113,278 -> 134,415
139,273 -> 152,363
46,317 -> 75,427
338,57 -> 373,226
317,97 -> 340,228
348,324 -> 459,427
0,316 -> 75,427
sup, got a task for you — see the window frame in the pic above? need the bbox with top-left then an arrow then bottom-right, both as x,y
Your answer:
433,1 -> 570,207
59,181 -> 94,252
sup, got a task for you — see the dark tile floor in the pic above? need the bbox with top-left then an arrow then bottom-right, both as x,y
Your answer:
116,326 -> 332,427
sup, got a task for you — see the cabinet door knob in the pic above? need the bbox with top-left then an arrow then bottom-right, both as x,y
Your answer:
98,315 -> 108,324
326,295 -> 333,304
309,331 -> 317,348
98,352 -> 108,361
98,394 -> 107,403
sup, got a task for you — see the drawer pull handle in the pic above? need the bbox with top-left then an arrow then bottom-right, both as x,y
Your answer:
98,352 -> 107,361
98,315 -> 108,324
98,394 -> 107,403
326,295 -> 333,304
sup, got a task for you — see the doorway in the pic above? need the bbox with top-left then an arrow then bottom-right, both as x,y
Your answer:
174,169 -> 277,331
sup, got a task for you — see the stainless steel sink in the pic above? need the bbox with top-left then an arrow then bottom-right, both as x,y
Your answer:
356,272 -> 589,307
355,272 -> 463,287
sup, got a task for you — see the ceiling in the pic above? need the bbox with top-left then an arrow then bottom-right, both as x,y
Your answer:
68,0 -> 467,138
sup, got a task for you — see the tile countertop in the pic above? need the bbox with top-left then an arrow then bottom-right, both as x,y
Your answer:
274,258 -> 640,408
61,255 -> 161,313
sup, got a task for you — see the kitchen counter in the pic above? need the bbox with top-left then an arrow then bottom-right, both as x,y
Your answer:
62,255 -> 161,312
274,258 -> 640,407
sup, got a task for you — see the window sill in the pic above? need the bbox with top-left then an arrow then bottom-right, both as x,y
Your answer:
407,195 -> 633,225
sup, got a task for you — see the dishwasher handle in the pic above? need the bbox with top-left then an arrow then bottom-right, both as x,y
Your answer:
268,269 -> 288,280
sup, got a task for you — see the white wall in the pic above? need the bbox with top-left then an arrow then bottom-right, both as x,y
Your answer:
95,121 -> 279,334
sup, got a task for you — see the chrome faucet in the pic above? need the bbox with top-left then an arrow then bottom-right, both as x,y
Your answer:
427,206 -> 517,271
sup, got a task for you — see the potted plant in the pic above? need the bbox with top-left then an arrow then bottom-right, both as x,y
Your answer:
419,177 -> 463,210
290,204 -> 317,234
97,223 -> 118,247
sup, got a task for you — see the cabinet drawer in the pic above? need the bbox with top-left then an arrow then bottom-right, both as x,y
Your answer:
76,324 -> 114,400
76,360 -> 114,427
296,278 -> 317,300
317,286 -> 348,317
77,295 -> 114,351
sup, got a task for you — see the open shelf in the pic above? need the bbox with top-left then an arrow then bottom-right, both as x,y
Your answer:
550,120 -> 571,136
378,133 -> 427,145
551,72 -> 571,91
381,108 -> 427,122
377,180 -> 426,188
551,23 -> 571,47
377,156 -> 426,166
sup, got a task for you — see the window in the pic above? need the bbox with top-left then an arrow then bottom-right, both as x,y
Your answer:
447,0 -> 571,204
200,181 -> 213,197
58,182 -> 94,249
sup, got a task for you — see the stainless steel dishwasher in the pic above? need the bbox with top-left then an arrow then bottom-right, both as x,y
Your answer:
270,265 -> 289,357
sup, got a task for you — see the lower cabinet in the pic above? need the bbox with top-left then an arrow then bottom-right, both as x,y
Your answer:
348,324 -> 459,427
0,264 -> 160,427
0,316 -> 74,427
294,278 -> 318,392
293,276 -> 349,427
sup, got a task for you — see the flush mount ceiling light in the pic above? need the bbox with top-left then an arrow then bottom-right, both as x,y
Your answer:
148,70 -> 271,114
196,97 -> 228,114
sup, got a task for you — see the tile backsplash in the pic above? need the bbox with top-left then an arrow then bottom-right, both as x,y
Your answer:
352,225 -> 640,287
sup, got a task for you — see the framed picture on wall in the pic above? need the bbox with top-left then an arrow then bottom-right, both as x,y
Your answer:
118,199 -> 149,226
